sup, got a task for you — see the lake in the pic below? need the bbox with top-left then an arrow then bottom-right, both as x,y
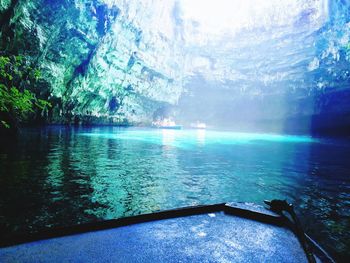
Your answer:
0,126 -> 349,260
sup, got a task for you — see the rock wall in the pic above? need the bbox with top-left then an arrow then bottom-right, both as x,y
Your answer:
0,0 -> 184,125
1,0 -> 350,134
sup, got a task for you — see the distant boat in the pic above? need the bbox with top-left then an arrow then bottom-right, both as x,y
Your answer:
191,122 -> 207,129
152,119 -> 182,130
157,125 -> 182,130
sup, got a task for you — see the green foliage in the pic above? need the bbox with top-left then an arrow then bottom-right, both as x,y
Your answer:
0,55 -> 51,128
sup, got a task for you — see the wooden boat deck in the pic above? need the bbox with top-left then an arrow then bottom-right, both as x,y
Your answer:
0,203 -> 333,262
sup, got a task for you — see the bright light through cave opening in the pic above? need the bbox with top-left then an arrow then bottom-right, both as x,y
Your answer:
180,0 -> 329,35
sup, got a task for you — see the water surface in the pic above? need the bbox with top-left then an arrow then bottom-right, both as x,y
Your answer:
0,126 -> 349,259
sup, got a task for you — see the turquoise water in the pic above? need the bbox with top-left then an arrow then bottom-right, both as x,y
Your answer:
0,126 -> 349,259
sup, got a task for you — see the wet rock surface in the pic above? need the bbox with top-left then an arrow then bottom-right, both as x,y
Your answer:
0,0 -> 184,125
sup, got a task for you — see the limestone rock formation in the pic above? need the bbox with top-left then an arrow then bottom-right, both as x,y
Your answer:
0,0 -> 184,125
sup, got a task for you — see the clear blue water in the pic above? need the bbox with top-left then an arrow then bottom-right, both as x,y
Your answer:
0,126 -> 349,259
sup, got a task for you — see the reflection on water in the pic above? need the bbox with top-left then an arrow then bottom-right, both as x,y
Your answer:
0,126 -> 349,259
161,129 -> 176,151
196,129 -> 206,145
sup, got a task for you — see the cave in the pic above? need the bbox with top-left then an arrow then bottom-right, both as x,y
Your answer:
0,0 -> 349,261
